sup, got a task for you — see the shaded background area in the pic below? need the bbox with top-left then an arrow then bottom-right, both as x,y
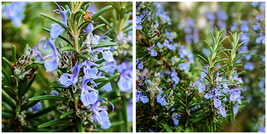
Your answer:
159,2 -> 265,132
2,2 -> 132,132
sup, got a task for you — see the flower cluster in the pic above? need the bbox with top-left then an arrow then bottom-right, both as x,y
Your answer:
2,2 -> 132,132
2,2 -> 27,26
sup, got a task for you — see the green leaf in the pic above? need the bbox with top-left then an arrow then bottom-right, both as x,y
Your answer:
50,83 -> 69,88
93,24 -> 105,32
81,2 -> 90,9
2,57 -> 11,68
25,63 -> 39,71
97,68 -> 107,73
111,121 -> 125,126
2,111 -> 14,119
15,105 -> 20,114
60,46 -> 77,52
77,118 -> 83,132
86,119 -> 96,128
38,118 -> 71,128
162,123 -> 173,132
2,67 -> 12,85
94,78 -> 108,83
60,111 -> 75,118
43,28 -> 73,46
191,116 -> 208,122
34,61 -> 44,64
94,41 -> 116,48
77,54 -> 92,60
40,13 -> 71,34
2,86 -> 16,100
74,10 -> 85,21
111,97 -> 121,104
109,2 -> 120,13
2,91 -> 15,109
91,5 -> 112,20
98,16 -> 112,28
29,95 -> 68,101
96,73 -> 120,89
29,104 -> 58,118
18,74 -> 37,98
12,45 -> 17,62
197,54 -> 208,64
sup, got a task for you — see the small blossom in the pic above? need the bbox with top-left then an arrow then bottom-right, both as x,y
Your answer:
37,37 -> 59,72
92,99 -> 112,129
117,61 -> 133,92
50,91 -> 58,96
30,102 -> 42,113
219,106 -> 227,117
127,99 -> 133,122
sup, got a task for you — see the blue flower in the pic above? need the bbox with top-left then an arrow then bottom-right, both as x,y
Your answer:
150,45 -> 157,57
253,21 -> 262,31
219,106 -> 227,117
58,61 -> 80,87
217,20 -> 226,29
127,99 -> 133,122
231,23 -> 236,31
214,97 -> 221,108
260,2 -> 265,10
233,104 -> 238,114
50,2 -> 69,40
240,21 -> 249,32
244,62 -> 254,70
137,60 -> 143,69
194,79 -> 205,93
258,127 -> 265,132
187,18 -> 195,26
102,50 -> 114,62
37,37 -> 59,72
92,99 -> 112,129
217,10 -> 228,20
171,69 -> 180,84
202,48 -> 210,55
204,93 -> 212,99
5,2 -> 26,27
179,46 -> 187,58
256,33 -> 265,44
206,13 -> 215,21
30,102 -> 42,113
117,61 -> 133,92
33,45 -> 43,61
80,79 -> 98,107
102,82 -> 112,92
252,2 -> 259,7
156,94 -> 166,106
230,89 -> 241,102
136,90 -> 149,104
173,117 -> 179,125
240,33 -> 250,45
50,91 -> 58,96
200,72 -> 206,80
136,16 -> 143,30
83,23 -> 94,33
193,29 -> 199,43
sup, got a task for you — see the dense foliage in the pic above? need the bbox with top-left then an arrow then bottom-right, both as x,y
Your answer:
136,2 -> 264,132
